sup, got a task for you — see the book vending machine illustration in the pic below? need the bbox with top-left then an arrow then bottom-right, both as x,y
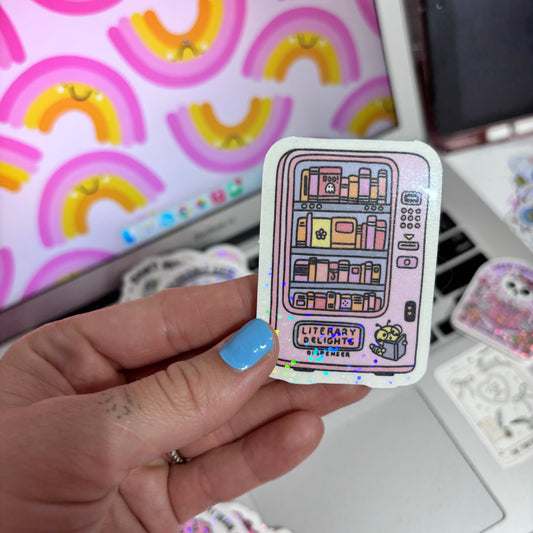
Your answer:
258,138 -> 442,387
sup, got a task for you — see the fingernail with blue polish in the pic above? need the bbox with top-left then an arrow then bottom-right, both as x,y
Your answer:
220,319 -> 274,370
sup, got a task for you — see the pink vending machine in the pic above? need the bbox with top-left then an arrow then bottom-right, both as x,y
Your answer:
258,138 -> 441,387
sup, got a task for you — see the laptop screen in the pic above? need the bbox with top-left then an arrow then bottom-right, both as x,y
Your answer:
422,0 -> 533,137
0,0 -> 398,313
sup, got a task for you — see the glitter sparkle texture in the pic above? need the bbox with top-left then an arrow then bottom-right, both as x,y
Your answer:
453,258 -> 533,362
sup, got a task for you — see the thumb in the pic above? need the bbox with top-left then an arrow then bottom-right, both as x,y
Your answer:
86,318 -> 278,475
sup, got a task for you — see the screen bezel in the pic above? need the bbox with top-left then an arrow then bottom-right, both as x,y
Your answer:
0,0 -> 426,343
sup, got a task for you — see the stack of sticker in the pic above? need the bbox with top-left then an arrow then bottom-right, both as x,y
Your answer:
119,245 -> 251,303
444,257 -> 533,467
178,502 -> 293,533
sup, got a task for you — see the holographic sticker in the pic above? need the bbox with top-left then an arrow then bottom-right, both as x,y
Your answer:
504,154 -> 533,252
204,244 -> 248,268
452,257 -> 533,361
178,502 -> 293,532
436,343 -> 533,467
257,137 -> 442,387
119,247 -> 250,303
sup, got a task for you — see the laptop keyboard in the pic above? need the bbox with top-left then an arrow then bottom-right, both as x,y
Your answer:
436,231 -> 476,265
432,211 -> 488,346
435,253 -> 487,295
240,210 -> 488,351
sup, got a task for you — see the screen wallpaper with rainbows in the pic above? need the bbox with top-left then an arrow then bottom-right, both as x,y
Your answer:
0,0 -> 396,311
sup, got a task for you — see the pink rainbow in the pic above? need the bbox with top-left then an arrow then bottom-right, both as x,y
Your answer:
355,0 -> 380,35
31,0 -> 122,15
38,151 -> 165,247
0,6 -> 25,69
0,135 -> 42,173
331,76 -> 393,132
0,248 -> 15,309
23,249 -> 114,299
243,7 -> 359,84
0,56 -> 145,146
108,0 -> 245,86
167,96 -> 292,173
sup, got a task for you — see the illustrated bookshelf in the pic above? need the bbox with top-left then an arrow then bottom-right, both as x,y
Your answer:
287,162 -> 395,316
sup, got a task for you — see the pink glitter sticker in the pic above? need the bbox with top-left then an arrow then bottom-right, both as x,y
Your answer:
257,137 -> 442,388
452,257 -> 533,361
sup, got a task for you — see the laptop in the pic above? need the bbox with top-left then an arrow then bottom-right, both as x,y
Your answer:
0,0 -> 423,342
1,1 -> 532,531
246,2 -> 533,532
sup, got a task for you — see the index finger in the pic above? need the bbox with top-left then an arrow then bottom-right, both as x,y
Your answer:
51,274 -> 258,370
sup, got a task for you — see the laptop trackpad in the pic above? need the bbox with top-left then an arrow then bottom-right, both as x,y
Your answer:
250,388 -> 502,532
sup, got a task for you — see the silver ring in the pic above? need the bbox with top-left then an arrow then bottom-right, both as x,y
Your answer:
165,449 -> 190,465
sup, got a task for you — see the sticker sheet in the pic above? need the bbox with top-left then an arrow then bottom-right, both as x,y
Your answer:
452,258 -> 533,362
257,137 -> 442,387
435,343 -> 533,467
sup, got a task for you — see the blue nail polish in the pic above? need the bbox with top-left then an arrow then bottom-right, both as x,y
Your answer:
220,319 -> 274,370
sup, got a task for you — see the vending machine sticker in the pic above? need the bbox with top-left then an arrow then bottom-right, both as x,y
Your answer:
257,137 -> 442,387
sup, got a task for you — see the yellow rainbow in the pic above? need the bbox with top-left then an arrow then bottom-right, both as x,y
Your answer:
348,97 -> 396,137
189,97 -> 273,149
131,0 -> 223,62
0,161 -> 30,192
62,175 -> 146,238
265,32 -> 341,84
25,83 -> 122,145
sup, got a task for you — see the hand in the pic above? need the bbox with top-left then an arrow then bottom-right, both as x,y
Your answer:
0,275 -> 369,532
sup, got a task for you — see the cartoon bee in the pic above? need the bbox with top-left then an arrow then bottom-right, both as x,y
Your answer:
370,320 -> 407,360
